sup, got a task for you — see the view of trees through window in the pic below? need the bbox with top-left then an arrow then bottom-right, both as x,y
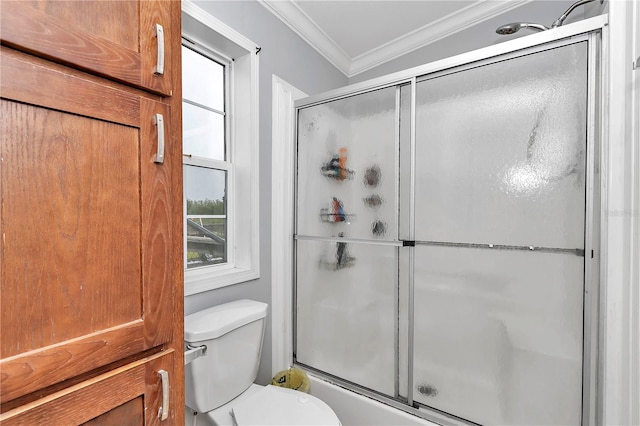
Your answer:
185,197 -> 226,267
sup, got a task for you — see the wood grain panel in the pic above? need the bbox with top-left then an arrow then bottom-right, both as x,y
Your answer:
0,321 -> 144,404
27,1 -> 139,51
0,357 -> 148,425
141,99 -> 174,349
82,397 -> 144,425
167,0 -> 186,416
1,100 -> 141,357
0,0 -> 182,421
0,1 -> 173,96
0,2 -> 142,88
144,350 -> 176,425
0,47 -> 140,127
1,46 -> 177,405
140,0 -> 173,96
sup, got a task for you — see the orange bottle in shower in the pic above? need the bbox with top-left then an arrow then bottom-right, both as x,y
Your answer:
338,147 -> 347,180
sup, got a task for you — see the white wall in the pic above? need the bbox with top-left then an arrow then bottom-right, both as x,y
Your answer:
183,0 -> 347,385
602,2 -> 640,424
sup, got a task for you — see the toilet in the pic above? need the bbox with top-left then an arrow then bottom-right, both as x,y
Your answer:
184,299 -> 341,426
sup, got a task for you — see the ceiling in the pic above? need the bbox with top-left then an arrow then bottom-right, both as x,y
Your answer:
260,0 -> 534,77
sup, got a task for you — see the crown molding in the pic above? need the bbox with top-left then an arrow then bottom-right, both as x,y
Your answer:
183,0 -> 258,53
261,0 -> 533,78
350,0 -> 534,76
259,0 -> 352,75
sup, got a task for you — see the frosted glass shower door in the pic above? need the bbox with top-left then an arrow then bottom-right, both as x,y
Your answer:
412,42 -> 588,425
297,87 -> 398,241
295,87 -> 399,395
296,240 -> 397,395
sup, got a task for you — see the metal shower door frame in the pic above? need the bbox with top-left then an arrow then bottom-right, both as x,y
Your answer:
293,14 -> 606,426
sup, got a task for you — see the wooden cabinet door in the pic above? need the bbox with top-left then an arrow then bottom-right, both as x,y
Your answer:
0,350 -> 177,425
0,46 -> 176,404
0,0 -> 174,96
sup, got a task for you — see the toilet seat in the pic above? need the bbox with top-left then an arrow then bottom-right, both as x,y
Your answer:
231,385 -> 341,426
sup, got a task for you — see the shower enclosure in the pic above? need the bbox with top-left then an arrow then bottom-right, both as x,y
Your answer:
294,23 -> 601,426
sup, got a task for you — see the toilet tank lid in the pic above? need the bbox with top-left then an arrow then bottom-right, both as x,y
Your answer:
184,299 -> 268,342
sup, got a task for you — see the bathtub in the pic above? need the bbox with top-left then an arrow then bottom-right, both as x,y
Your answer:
308,375 -> 437,426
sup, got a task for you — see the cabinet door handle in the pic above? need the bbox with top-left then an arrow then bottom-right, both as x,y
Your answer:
154,24 -> 165,75
158,369 -> 170,421
154,113 -> 165,164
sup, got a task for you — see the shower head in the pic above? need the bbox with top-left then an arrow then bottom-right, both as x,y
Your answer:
551,0 -> 597,28
495,0 -> 597,35
495,22 -> 549,35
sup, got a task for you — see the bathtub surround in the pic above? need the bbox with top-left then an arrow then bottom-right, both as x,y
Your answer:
308,376 -> 437,426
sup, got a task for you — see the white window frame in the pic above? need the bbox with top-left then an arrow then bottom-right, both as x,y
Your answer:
183,42 -> 232,269
183,0 -> 259,296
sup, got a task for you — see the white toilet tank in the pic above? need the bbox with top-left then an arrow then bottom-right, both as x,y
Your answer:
184,299 -> 268,413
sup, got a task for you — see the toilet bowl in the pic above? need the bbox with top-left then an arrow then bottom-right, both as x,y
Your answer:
184,300 -> 340,426
203,384 -> 340,426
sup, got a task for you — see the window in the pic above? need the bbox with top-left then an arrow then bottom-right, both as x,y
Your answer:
183,43 -> 229,269
182,1 -> 259,295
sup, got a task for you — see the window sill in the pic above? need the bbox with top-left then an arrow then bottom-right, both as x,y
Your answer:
184,265 -> 259,296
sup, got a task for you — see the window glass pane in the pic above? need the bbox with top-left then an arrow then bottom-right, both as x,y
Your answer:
185,166 -> 227,268
182,45 -> 224,111
183,102 -> 225,160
